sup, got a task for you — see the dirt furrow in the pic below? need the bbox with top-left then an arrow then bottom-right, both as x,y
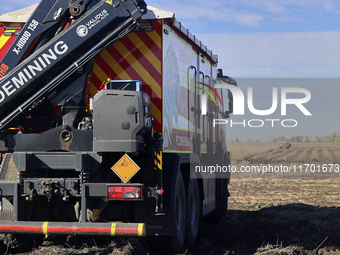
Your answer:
292,148 -> 313,163
277,148 -> 304,163
245,149 -> 282,163
319,147 -> 330,162
308,148 -> 320,163
327,147 -> 340,163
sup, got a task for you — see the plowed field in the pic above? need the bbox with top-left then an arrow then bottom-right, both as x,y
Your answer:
4,143 -> 340,255
243,143 -> 340,165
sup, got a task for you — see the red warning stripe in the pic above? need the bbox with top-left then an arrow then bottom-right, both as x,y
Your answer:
0,226 -> 140,234
0,226 -> 42,232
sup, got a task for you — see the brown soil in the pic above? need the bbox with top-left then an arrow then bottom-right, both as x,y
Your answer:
232,143 -> 340,179
243,143 -> 340,165
3,143 -> 340,255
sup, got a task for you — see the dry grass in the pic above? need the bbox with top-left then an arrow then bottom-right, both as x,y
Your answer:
228,178 -> 340,211
8,236 -> 150,255
228,142 -> 340,161
227,142 -> 278,160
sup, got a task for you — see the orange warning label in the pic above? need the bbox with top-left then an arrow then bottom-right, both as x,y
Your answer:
111,154 -> 140,183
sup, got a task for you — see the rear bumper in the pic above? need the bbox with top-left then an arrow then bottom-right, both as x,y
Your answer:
0,222 -> 146,237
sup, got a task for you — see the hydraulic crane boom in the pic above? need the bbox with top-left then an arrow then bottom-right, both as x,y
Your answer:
0,0 -> 146,129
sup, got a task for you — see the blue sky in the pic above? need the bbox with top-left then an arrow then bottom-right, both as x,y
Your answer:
2,0 -> 340,78
1,0 -> 339,141
145,0 -> 340,78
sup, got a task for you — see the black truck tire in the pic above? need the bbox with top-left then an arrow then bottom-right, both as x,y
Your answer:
203,178 -> 228,223
185,177 -> 199,244
148,170 -> 186,252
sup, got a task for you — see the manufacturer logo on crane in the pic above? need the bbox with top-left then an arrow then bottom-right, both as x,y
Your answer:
76,25 -> 88,37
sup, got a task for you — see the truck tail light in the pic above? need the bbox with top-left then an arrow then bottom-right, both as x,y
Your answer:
107,186 -> 141,199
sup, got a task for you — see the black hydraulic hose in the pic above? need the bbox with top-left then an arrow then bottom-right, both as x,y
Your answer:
0,18 -> 138,129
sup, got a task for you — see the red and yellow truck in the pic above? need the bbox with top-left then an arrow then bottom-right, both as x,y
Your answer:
0,0 -> 234,252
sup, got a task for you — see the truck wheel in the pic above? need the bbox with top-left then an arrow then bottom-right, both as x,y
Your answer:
173,171 -> 186,248
204,178 -> 228,223
185,177 -> 199,244
148,171 -> 186,252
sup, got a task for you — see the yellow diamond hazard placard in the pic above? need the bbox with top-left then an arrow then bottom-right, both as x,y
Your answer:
111,154 -> 140,183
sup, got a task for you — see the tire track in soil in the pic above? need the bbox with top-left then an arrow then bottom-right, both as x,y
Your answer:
306,148 -> 318,163
246,149 -> 284,164
334,148 -> 340,162
327,148 -> 340,164
309,148 -> 324,163
278,148 -> 304,164
291,148 -> 312,163
246,148 -> 309,164
245,149 -> 280,163
318,147 -> 332,163
269,149 -> 293,163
